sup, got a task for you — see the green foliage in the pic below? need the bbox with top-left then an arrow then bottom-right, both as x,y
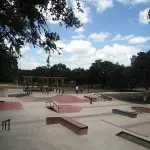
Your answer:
0,0 -> 82,59
131,51 -> 150,90
0,44 -> 18,82
17,60 -> 140,91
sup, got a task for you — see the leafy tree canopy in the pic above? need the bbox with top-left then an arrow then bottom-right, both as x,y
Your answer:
0,0 -> 83,64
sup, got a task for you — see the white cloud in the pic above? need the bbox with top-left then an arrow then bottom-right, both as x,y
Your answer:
89,0 -> 113,12
56,40 -> 141,69
20,55 -> 42,70
36,49 -> 43,55
20,47 -> 43,70
38,2 -> 59,24
128,36 -> 150,44
72,0 -> 91,24
64,40 -> 96,56
139,8 -> 149,24
68,43 -> 141,69
117,0 -> 150,5
72,34 -> 85,39
96,44 -> 140,66
75,27 -> 85,33
89,32 -> 110,42
20,38 -> 143,70
113,34 -> 134,41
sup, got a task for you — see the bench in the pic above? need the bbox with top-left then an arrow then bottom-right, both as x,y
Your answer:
112,109 -> 137,118
101,94 -> 112,101
46,117 -> 88,135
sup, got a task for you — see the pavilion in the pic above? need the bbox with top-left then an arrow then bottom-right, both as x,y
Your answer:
22,76 -> 65,94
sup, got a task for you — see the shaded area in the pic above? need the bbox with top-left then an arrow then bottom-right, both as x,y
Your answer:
106,93 -> 150,104
0,101 -> 23,111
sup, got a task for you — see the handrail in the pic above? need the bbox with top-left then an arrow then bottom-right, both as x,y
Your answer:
2,119 -> 11,130
50,101 -> 61,112
45,101 -> 61,112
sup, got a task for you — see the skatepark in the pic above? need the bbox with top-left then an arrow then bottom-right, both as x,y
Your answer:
0,88 -> 150,150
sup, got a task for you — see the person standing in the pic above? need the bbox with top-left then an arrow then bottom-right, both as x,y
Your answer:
76,85 -> 79,94
80,86 -> 83,94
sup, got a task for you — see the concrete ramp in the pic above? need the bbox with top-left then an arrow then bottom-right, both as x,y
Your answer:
46,117 -> 88,135
0,101 -> 23,111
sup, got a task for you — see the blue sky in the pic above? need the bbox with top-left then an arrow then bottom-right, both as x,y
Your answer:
20,0 -> 150,70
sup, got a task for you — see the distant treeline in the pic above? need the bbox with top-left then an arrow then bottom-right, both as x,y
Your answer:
1,49 -> 150,91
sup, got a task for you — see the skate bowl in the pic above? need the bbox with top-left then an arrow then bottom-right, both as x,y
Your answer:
0,88 -> 8,97
46,117 -> 88,135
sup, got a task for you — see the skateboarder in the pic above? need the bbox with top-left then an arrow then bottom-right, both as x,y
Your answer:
90,97 -> 92,104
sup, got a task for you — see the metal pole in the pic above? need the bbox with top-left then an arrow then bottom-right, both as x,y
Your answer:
8,121 -> 10,130
56,80 -> 58,92
5,122 -> 6,130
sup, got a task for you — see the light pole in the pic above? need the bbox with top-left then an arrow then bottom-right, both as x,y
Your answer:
17,58 -> 21,88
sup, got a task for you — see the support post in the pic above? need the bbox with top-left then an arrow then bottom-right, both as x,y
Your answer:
62,79 -> 64,94
8,120 -> 10,130
5,122 -> 6,130
56,80 -> 58,92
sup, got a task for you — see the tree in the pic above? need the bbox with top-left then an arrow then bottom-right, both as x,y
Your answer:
0,0 -> 83,64
0,44 -> 18,82
131,51 -> 150,90
89,60 -> 115,88
71,68 -> 86,85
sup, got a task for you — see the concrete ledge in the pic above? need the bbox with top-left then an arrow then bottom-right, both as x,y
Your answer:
132,107 -> 150,113
46,117 -> 61,125
46,117 -> 88,135
116,131 -> 150,149
0,88 -> 8,97
112,109 -> 137,118
8,93 -> 30,97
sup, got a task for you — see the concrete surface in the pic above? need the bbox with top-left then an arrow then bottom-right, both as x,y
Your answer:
0,89 -> 150,150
